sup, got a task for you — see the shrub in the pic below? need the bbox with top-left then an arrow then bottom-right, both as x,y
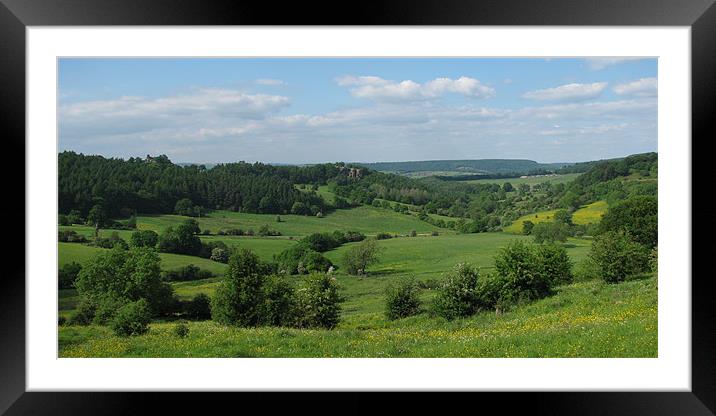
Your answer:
110,299 -> 151,337
210,247 -> 230,263
294,273 -> 342,329
184,293 -> 212,320
258,224 -> 281,237
301,232 -> 341,252
649,246 -> 658,273
431,231 -> 439,237
199,240 -> 229,259
58,214 -> 70,226
212,249 -> 268,327
58,230 -> 87,243
342,239 -> 383,275
532,221 -> 569,244
130,230 -> 159,248
493,241 -> 554,305
573,257 -> 600,282
599,195 -> 657,248
589,231 -> 651,283
375,232 -> 393,240
93,296 -> 127,325
75,247 -> 176,317
432,263 -> 481,320
385,278 -> 422,320
58,316 -> 67,326
162,264 -> 213,282
59,262 -> 82,289
275,245 -> 333,275
262,275 -> 296,327
68,299 -> 96,326
173,321 -> 190,338
409,230 -> 417,237
535,243 -> 573,286
522,220 -> 534,235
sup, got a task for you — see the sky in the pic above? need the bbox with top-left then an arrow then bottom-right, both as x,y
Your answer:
58,57 -> 657,164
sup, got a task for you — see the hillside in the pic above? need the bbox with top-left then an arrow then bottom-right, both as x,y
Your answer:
360,159 -> 571,175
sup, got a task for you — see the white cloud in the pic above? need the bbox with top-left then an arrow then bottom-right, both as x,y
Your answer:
336,75 -> 495,102
584,57 -> 649,70
255,78 -> 286,86
522,82 -> 608,102
613,77 -> 658,97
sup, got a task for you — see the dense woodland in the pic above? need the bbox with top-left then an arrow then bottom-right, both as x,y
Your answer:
59,151 -> 657,235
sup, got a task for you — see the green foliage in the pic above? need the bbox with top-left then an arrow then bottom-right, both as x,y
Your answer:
185,293 -> 212,320
573,257 -> 600,282
535,243 -> 573,286
130,230 -> 158,248
342,239 -> 383,275
175,198 -> 205,217
294,273 -> 343,329
210,247 -> 229,263
262,275 -> 296,327
649,247 -> 658,273
58,229 -> 87,243
275,245 -> 333,275
599,196 -> 657,248
589,231 -> 651,283
211,249 -> 268,327
157,220 -> 202,256
68,298 -> 96,326
75,247 -> 176,316
532,221 -> 570,244
432,263 -> 482,320
494,241 -> 554,303
173,321 -> 190,338
110,299 -> 152,337
162,264 -> 213,282
87,204 -> 107,228
59,262 -> 82,289
258,224 -> 281,237
385,278 -> 422,320
522,220 -> 534,235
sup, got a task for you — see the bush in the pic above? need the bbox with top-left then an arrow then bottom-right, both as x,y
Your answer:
494,241 -> 554,303
432,263 -> 481,320
210,247 -> 230,263
94,232 -> 128,249
573,257 -> 600,282
294,273 -> 343,329
342,239 -> 383,275
58,230 -> 87,243
385,278 -> 422,320
649,246 -> 658,273
535,243 -> 573,286
522,220 -> 534,235
93,296 -> 127,325
162,264 -> 213,282
130,230 -> 159,248
58,316 -> 67,326
110,299 -> 152,337
58,214 -> 70,226
589,231 -> 651,283
75,247 -> 176,317
185,293 -> 212,320
532,221 -> 569,244
275,245 -> 333,275
409,230 -> 417,237
212,249 -> 268,327
258,224 -> 282,236
431,231 -> 439,237
599,195 -> 657,248
375,232 -> 393,240
262,275 -> 296,326
68,299 -> 96,326
59,262 -> 82,289
173,321 -> 190,338
301,232 -> 342,252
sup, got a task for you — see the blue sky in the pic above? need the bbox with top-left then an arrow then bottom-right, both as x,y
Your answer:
59,57 -> 657,164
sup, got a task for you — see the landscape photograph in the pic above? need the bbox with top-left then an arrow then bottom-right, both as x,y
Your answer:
57,57 -> 658,358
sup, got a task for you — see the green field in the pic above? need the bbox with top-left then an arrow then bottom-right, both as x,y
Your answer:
58,200 -> 654,358
502,200 -> 608,234
573,200 -> 609,225
137,205 -> 442,237
59,275 -> 656,358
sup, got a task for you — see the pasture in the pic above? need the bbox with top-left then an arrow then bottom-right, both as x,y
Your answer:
59,275 -> 657,358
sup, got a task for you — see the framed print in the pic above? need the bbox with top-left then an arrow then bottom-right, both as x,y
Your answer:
2,0 -> 714,413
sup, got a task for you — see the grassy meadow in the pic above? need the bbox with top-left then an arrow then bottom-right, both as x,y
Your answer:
58,181 -> 654,358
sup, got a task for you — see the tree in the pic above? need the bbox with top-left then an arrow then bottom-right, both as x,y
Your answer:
342,239 -> 383,275
502,182 -> 514,193
291,201 -> 309,215
494,241 -> 553,302
432,263 -> 481,320
553,209 -> 573,225
599,195 -> 657,248
522,220 -> 534,235
210,247 -> 229,263
589,231 -> 650,283
74,247 -> 176,318
87,204 -> 107,234
130,230 -> 158,248
294,273 -> 342,329
535,243 -> 573,286
385,278 -> 422,320
174,198 -> 194,216
211,249 -> 268,327
532,221 -> 570,244
157,222 -> 202,255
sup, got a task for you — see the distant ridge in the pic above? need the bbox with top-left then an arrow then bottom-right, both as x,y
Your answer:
357,159 -> 573,175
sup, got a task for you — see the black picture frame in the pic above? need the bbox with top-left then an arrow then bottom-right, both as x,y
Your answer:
1,0 -> 712,414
